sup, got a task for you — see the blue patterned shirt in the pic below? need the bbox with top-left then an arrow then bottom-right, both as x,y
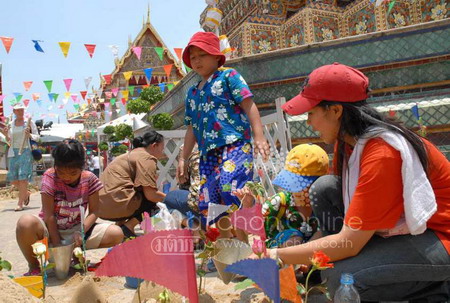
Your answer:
184,68 -> 254,156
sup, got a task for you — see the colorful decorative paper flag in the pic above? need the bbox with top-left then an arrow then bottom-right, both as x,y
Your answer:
84,77 -> 92,90
31,93 -> 39,101
183,63 -> 192,73
57,105 -> 64,109
80,91 -> 87,100
108,45 -> 119,58
32,40 -> 44,52
154,47 -> 164,61
71,94 -> 78,103
163,64 -> 173,79
174,81 -> 180,86
173,48 -> 183,61
144,68 -> 153,81
47,105 -> 53,111
231,203 -> 266,239
23,99 -> 30,107
121,90 -> 129,100
387,0 -> 396,14
136,88 -> 143,95
91,129 -> 95,137
123,71 -> 133,81
37,100 -> 42,107
23,81 -> 33,91
0,37 -> 14,53
158,83 -> 166,93
43,80 -> 53,92
64,92 -> 71,99
13,93 -> 23,102
73,104 -> 80,111
225,259 -> 280,303
58,42 -> 71,58
279,266 -> 302,303
95,230 -> 198,303
103,74 -> 112,85
121,98 -> 127,105
128,86 -> 135,96
104,102 -> 110,109
105,92 -> 113,99
111,88 -> 119,97
53,93 -> 59,103
110,98 -> 116,106
48,93 -> 54,102
0,95 -> 5,103
63,79 -> 73,92
411,104 -> 420,120
84,44 -> 96,58
167,83 -> 174,91
207,203 -> 231,225
132,46 -> 142,60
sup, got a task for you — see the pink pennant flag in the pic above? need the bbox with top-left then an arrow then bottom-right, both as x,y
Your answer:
0,37 -> 14,53
71,94 -> 78,103
132,46 -> 142,60
105,92 -> 113,99
63,79 -> 73,91
103,74 -> 112,85
0,95 -> 5,103
95,230 -> 198,303
111,88 -> 119,97
32,93 -> 40,101
58,104 -> 65,109
163,64 -> 173,79
231,203 -> 266,239
104,102 -> 110,109
84,44 -> 96,58
23,99 -> 30,107
23,81 -> 33,91
80,91 -> 87,100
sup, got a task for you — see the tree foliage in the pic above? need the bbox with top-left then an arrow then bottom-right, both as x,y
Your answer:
111,144 -> 129,156
149,113 -> 174,130
103,125 -> 115,135
126,97 -> 151,114
140,86 -> 164,106
114,123 -> 133,141
98,142 -> 109,151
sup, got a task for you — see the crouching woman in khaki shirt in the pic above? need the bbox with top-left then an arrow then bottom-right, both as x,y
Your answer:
98,130 -> 166,238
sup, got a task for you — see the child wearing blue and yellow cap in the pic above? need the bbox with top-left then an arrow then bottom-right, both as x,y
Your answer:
234,144 -> 329,247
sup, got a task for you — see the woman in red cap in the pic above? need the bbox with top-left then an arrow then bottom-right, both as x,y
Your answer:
264,63 -> 450,301
177,32 -> 270,239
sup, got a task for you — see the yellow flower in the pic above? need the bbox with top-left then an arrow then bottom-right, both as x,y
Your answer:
431,4 -> 447,21
31,242 -> 47,256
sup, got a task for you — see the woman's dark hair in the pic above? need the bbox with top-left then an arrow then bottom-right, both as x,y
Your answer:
318,100 -> 428,176
52,139 -> 85,169
132,130 -> 164,149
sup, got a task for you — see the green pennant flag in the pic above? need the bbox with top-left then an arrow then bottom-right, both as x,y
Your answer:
110,98 -> 116,106
387,0 -> 396,14
183,63 -> 192,73
167,83 -> 174,91
43,80 -> 53,92
154,47 -> 164,61
73,104 -> 80,111
91,129 -> 95,137
15,94 -> 23,103
53,93 -> 59,103
128,86 -> 135,96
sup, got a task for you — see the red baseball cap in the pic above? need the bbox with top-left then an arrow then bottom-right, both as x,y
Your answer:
182,32 -> 226,68
282,63 -> 369,116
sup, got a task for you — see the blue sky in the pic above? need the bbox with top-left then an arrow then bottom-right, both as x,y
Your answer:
0,0 -> 205,123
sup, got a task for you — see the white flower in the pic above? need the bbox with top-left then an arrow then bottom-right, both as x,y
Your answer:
236,126 -> 244,131
208,130 -> 218,139
232,89 -> 241,96
321,28 -> 334,41
209,144 -> 217,149
393,13 -> 406,27
290,34 -> 299,46
225,134 -> 238,144
258,40 -> 271,53
189,99 -> 196,111
217,106 -> 227,120
211,80 -> 223,96
431,4 -> 446,21
240,114 -> 248,123
239,76 -> 248,86
355,20 -> 367,35
32,242 -> 46,256
203,102 -> 213,112
200,91 -> 205,97
73,247 -> 83,258
203,117 -> 208,124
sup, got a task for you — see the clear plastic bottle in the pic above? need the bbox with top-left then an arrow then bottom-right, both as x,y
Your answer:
333,273 -> 361,303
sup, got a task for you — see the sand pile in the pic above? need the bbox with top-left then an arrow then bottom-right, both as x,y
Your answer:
0,274 -> 40,303
70,275 -> 107,303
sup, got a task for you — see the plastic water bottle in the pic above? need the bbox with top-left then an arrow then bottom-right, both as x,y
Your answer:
334,273 -> 361,303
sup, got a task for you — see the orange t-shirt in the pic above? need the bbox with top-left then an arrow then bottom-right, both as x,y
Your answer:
343,138 -> 450,254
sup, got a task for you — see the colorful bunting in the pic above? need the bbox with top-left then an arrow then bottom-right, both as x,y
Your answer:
84,77 -> 92,90
23,99 -> 30,107
184,63 -> 192,73
37,100 -> 42,107
173,48 -> 183,61
105,92 -> 113,99
63,78 -> 73,91
225,259 -> 280,303
123,71 -> 133,81
32,40 -> 44,52
103,74 -> 112,85
23,81 -> 33,91
163,64 -> 173,79
95,230 -> 198,303
0,95 -> 5,103
121,90 -> 129,100
58,42 -> 71,58
144,68 -> 153,81
71,94 -> 78,103
31,93 -> 40,101
128,86 -> 135,96
154,47 -> 164,61
13,93 -> 23,102
108,45 -> 119,58
84,44 -> 96,58
80,91 -> 87,100
279,266 -> 302,303
111,88 -> 119,97
110,98 -> 116,106
411,104 -> 420,120
48,93 -> 54,102
231,203 -> 266,239
132,46 -> 142,60
73,104 -> 80,111
53,93 -> 59,103
0,37 -> 14,53
158,83 -> 166,93
121,98 -> 127,105
167,83 -> 174,91
43,80 -> 53,92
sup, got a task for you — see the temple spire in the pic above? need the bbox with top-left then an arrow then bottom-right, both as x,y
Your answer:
146,3 -> 150,24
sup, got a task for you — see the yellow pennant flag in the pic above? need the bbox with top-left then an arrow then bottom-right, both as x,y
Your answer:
64,92 -> 71,98
174,81 -> 180,86
121,90 -> 129,100
58,42 -> 71,58
123,71 -> 133,81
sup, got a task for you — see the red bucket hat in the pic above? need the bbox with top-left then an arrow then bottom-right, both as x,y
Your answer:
182,32 -> 226,69
282,63 -> 369,116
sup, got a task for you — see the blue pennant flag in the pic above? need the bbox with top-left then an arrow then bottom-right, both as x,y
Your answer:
225,259 -> 280,303
32,40 -> 44,53
158,83 -> 166,93
144,68 -> 153,80
411,104 -> 420,120
36,99 -> 42,107
48,93 -> 55,102
136,88 -> 143,95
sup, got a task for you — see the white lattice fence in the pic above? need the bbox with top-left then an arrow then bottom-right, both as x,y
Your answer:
139,97 -> 291,192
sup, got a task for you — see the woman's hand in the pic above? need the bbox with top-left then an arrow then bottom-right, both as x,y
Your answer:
232,186 -> 255,208
253,136 -> 270,162
24,126 -> 31,139
73,231 -> 83,248
176,159 -> 189,184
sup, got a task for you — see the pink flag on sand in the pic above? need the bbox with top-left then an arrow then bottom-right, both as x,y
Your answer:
63,79 -> 73,91
95,229 -> 198,302
132,46 -> 142,60
231,203 -> 266,239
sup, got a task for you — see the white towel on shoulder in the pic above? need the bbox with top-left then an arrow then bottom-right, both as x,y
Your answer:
343,127 -> 436,235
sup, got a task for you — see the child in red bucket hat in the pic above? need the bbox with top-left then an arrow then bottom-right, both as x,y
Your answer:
260,63 -> 450,301
178,32 -> 270,239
